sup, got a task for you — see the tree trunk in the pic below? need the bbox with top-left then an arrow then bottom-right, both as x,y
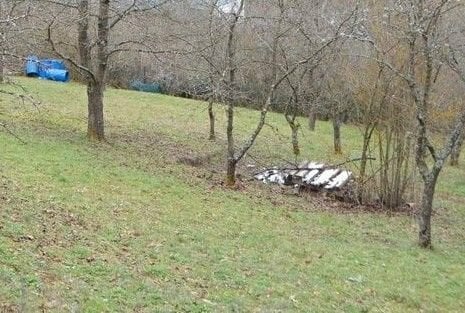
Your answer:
358,124 -> 376,203
208,97 -> 215,140
308,111 -> 316,131
418,174 -> 438,248
333,117 -> 342,154
225,98 -> 236,185
87,82 -> 105,141
292,126 -> 300,157
223,2 -> 244,186
0,53 -> 3,83
79,0 -> 107,142
0,35 -> 4,83
289,122 -> 300,157
85,0 -> 109,142
226,158 -> 237,186
450,132 -> 464,166
360,128 -> 373,181
78,0 -> 90,69
0,1 -> 4,83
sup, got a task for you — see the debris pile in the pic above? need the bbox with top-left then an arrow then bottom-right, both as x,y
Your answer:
254,161 -> 353,191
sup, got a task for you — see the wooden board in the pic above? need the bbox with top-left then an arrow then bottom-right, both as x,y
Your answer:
254,161 -> 353,191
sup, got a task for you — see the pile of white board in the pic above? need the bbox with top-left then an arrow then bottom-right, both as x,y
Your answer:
254,161 -> 353,191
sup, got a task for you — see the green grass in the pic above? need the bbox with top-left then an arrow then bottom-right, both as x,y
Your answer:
0,77 -> 464,312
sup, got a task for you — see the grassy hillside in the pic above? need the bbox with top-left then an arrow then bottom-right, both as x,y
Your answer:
1,77 -> 464,312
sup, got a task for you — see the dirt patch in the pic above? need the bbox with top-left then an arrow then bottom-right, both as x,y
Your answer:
36,205 -> 89,251
0,304 -> 21,313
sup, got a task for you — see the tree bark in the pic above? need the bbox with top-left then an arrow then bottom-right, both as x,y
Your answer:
333,116 -> 342,154
84,0 -> 109,142
359,124 -> 376,181
226,158 -> 237,186
78,0 -> 105,141
291,124 -> 300,157
0,53 -> 3,83
223,0 -> 244,186
225,98 -> 236,185
208,96 -> 215,140
87,82 -> 105,141
308,111 -> 316,131
0,1 -> 4,84
418,174 -> 438,249
358,123 -> 376,203
78,0 -> 90,69
287,120 -> 300,157
450,132 -> 464,166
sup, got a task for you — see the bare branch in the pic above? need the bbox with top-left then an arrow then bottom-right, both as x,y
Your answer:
0,121 -> 26,144
46,17 -> 96,83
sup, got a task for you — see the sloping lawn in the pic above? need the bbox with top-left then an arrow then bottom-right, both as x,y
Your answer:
0,77 -> 464,312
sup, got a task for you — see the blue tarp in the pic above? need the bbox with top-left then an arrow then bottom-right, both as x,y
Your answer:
44,69 -> 69,82
25,56 -> 39,77
130,80 -> 162,93
25,55 -> 70,82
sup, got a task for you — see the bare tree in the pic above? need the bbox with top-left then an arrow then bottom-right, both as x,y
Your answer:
319,66 -> 353,155
404,0 -> 465,248
0,0 -> 31,82
223,0 -> 246,185
280,40 -> 324,158
0,1 -> 37,141
449,132 -> 464,166
222,0 -> 358,185
45,0 -> 169,141
352,59 -> 414,209
173,0 -> 223,140
206,1 -> 219,141
319,11 -> 352,151
362,0 -> 465,247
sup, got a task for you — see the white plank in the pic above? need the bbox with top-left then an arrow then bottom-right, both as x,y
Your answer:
311,169 -> 340,186
302,169 -> 320,184
267,173 -> 285,184
288,170 -> 299,175
325,171 -> 352,189
295,169 -> 309,177
307,162 -> 325,169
